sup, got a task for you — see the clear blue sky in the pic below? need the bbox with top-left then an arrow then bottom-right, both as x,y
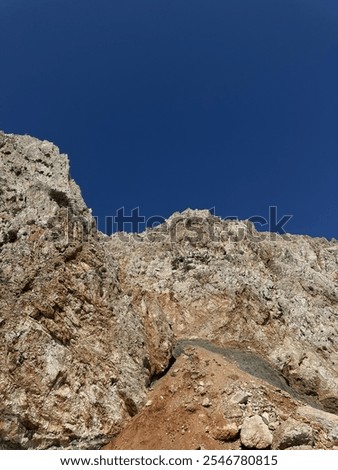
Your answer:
1,0 -> 337,238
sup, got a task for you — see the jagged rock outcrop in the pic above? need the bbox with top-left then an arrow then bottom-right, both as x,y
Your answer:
0,132 -> 173,449
109,209 -> 338,413
1,131 -> 338,449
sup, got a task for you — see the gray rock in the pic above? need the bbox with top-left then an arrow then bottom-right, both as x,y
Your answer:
202,397 -> 212,407
273,419 -> 313,449
261,412 -> 270,424
328,427 -> 338,442
231,390 -> 250,405
297,406 -> 338,440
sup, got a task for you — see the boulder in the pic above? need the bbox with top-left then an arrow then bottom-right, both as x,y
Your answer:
240,415 -> 273,449
273,418 -> 313,449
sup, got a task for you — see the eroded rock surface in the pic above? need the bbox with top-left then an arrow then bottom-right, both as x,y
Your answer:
109,210 -> 338,413
1,132 -> 338,449
0,132 -> 173,449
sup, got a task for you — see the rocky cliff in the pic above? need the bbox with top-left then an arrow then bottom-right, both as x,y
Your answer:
1,132 -> 338,449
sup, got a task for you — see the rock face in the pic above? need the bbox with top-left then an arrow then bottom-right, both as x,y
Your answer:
109,211 -> 338,414
1,131 -> 338,449
0,132 -> 173,449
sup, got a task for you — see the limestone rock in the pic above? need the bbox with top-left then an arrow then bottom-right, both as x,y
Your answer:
297,406 -> 338,440
240,415 -> 273,449
1,131 -> 338,450
202,397 -> 211,407
212,423 -> 239,441
273,418 -> 313,449
230,390 -> 250,405
0,132 -> 173,449
110,204 -> 338,415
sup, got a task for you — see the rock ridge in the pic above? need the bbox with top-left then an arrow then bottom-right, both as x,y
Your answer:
1,132 -> 338,449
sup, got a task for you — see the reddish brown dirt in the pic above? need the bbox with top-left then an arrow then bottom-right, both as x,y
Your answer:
104,346 -> 307,450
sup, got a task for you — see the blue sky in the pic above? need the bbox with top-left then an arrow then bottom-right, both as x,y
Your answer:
1,0 -> 337,238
